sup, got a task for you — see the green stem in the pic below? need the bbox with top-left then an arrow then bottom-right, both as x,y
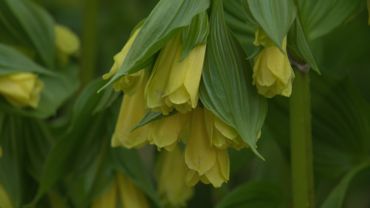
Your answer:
81,0 -> 100,86
290,70 -> 314,208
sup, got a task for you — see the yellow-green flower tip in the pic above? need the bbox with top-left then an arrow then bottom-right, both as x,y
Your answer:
55,24 -> 80,56
157,146 -> 193,207
145,34 -> 206,115
117,174 -> 149,208
103,28 -> 141,81
0,184 -> 13,208
0,72 -> 43,108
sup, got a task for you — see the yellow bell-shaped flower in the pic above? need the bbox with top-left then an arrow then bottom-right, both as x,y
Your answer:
55,24 -> 80,63
0,184 -> 13,208
157,146 -> 193,207
111,70 -> 151,148
117,174 -> 149,208
0,72 -> 43,108
204,110 -> 246,150
149,113 -> 190,151
145,34 -> 206,115
184,108 -> 230,188
252,30 -> 294,98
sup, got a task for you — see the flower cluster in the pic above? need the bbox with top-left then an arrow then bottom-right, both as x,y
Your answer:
105,19 -> 294,207
104,26 -> 251,206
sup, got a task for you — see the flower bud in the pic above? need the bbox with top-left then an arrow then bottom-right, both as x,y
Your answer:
55,24 -> 80,63
252,30 -> 294,98
117,174 -> 149,208
0,72 -> 43,108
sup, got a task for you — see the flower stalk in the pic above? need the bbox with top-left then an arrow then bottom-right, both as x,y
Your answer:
290,69 -> 314,208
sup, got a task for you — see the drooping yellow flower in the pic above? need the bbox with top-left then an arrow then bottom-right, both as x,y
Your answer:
0,184 -> 13,208
0,73 -> 43,108
117,174 -> 149,208
103,27 -> 141,87
185,108 -> 216,176
55,24 -> 80,63
204,110 -> 246,150
184,108 -> 231,188
111,70 -> 151,148
252,30 -> 294,98
157,146 -> 193,207
145,34 -> 206,115
149,113 -> 190,151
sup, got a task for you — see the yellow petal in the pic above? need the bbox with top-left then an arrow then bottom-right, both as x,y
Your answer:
0,73 -> 43,108
204,149 -> 230,188
185,170 -> 200,187
111,72 -> 150,148
145,35 -> 180,114
103,28 -> 141,80
252,38 -> 294,98
55,24 -> 80,56
157,146 -> 193,207
150,113 -> 189,149
91,182 -> 118,208
184,108 -> 216,175
0,184 -> 13,208
117,174 -> 149,208
165,44 -> 206,109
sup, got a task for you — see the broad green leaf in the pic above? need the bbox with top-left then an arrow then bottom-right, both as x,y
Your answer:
0,0 -> 55,68
0,44 -> 52,76
112,148 -> 161,207
104,0 -> 210,89
181,12 -> 209,59
0,115 -> 23,208
224,0 -> 259,58
246,0 -> 296,48
216,181 -> 284,208
132,111 -> 163,131
200,0 -> 267,157
33,80 -> 107,203
321,162 -> 370,208
296,0 -> 363,39
288,19 -> 320,74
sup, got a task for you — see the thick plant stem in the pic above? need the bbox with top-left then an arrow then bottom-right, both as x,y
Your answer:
81,0 -> 100,86
290,70 -> 314,208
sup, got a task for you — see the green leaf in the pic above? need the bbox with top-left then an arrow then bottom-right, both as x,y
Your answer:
200,0 -> 267,158
33,80 -> 108,203
0,115 -> 24,208
246,0 -> 296,48
216,181 -> 285,208
131,111 -> 163,131
224,0 -> 259,58
0,44 -> 52,76
181,12 -> 209,59
104,0 -> 210,89
0,0 -> 55,68
321,162 -> 370,208
288,19 -> 321,74
296,0 -> 363,39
